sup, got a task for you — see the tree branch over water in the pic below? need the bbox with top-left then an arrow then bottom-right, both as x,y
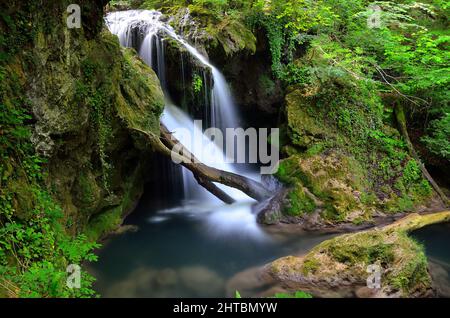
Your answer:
130,124 -> 272,203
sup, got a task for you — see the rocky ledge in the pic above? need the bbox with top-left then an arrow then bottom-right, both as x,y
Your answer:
229,211 -> 450,298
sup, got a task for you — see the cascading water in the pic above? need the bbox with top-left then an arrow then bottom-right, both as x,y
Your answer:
106,10 -> 238,133
105,10 -> 263,238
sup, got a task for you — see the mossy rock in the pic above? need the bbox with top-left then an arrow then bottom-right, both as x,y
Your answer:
168,7 -> 256,57
72,171 -> 102,214
207,17 -> 256,56
117,48 -> 165,134
284,183 -> 316,217
286,89 -> 331,148
268,212 -> 450,298
275,150 -> 369,223
3,3 -> 165,238
9,178 -> 36,221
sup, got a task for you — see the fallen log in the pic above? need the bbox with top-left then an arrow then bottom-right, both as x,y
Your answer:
159,124 -> 236,204
131,124 -> 272,203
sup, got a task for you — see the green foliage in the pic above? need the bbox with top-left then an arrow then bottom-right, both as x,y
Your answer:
0,4 -> 39,64
89,87 -> 114,192
421,112 -> 450,160
0,98 -> 100,297
192,73 -> 203,94
402,160 -> 422,186
250,0 -> 335,79
368,130 -> 406,158
248,0 -> 449,165
0,133 -> 100,298
272,291 -> 313,299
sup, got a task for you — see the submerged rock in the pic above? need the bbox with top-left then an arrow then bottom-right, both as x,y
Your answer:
103,266 -> 224,298
178,266 -> 225,296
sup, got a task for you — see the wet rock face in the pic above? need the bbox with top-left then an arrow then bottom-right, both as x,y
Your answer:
219,51 -> 284,116
210,29 -> 284,119
81,0 -> 111,39
164,8 -> 283,121
4,0 -> 164,239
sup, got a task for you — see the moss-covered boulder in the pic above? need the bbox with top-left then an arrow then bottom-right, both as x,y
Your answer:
267,211 -> 450,298
265,65 -> 438,225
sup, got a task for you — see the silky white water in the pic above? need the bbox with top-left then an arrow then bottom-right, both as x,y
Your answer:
106,10 -> 238,131
106,10 -> 264,239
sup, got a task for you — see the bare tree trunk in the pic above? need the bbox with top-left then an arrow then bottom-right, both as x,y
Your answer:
395,104 -> 449,206
131,124 -> 272,203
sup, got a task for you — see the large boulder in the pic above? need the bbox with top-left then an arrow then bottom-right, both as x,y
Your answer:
266,212 -> 450,298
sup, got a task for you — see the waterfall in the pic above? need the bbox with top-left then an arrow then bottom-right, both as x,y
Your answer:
105,10 -> 239,132
105,10 -> 258,205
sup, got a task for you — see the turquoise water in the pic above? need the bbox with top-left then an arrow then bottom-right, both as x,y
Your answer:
89,182 -> 450,298
412,222 -> 450,297
89,193 -> 332,298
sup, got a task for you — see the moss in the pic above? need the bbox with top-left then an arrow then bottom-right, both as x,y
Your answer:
387,235 -> 430,292
285,183 -> 316,217
280,86 -> 434,225
167,6 -> 256,57
360,192 -> 377,207
385,195 -> 415,213
73,171 -> 101,213
1,0 -> 165,238
279,39 -> 435,224
305,142 -> 327,157
117,48 -> 165,134
275,156 -> 303,185
351,216 -> 366,226
322,232 -> 395,266
8,178 -> 36,221
302,257 -> 320,275
286,89 -> 331,148
276,150 -> 368,223
84,163 -> 145,241
209,16 -> 256,56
